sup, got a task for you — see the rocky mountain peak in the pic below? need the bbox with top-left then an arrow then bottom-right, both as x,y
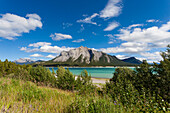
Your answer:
53,46 -> 106,64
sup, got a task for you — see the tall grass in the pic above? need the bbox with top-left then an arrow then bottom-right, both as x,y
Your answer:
0,78 -> 74,113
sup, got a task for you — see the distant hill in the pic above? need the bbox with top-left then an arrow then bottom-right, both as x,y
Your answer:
40,46 -> 139,66
14,58 -> 35,65
121,57 -> 142,64
14,58 -> 44,65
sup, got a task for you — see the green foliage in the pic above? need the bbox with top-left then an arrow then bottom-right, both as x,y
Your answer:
29,65 -> 57,87
56,67 -> 75,90
153,45 -> 170,102
56,67 -> 95,94
106,68 -> 139,106
64,96 -> 122,113
105,45 -> 170,112
75,70 -> 95,95
52,68 -> 55,75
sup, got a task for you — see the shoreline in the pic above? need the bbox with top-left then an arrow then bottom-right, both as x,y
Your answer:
74,75 -> 110,84
46,66 -> 136,68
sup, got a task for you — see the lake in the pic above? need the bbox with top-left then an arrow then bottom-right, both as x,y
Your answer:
48,67 -> 135,79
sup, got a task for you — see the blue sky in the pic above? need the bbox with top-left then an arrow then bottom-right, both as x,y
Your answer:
0,0 -> 170,63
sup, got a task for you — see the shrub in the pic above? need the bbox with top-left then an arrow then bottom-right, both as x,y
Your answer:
106,68 -> 139,106
56,67 -> 75,90
75,70 -> 96,95
29,65 -> 57,87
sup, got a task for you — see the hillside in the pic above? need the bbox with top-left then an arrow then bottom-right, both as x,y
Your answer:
121,57 -> 142,64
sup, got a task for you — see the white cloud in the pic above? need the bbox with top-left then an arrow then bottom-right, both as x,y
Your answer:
108,41 -> 114,44
104,21 -> 119,31
30,53 -> 43,57
76,0 -> 122,26
116,21 -> 170,47
146,19 -> 159,23
100,0 -> 122,18
72,39 -> 85,43
116,55 -> 129,59
77,13 -> 99,25
29,42 -> 51,47
127,24 -> 144,29
105,34 -> 114,38
50,33 -> 72,41
21,42 -> 74,54
100,45 -> 146,54
98,21 -> 170,62
40,45 -> 74,53
46,54 -> 56,59
20,47 -> 26,50
140,52 -> 162,63
105,34 -> 116,44
0,13 -> 42,40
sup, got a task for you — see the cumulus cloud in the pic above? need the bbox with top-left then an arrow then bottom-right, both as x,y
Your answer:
100,44 -> 146,54
104,21 -> 119,31
46,54 -> 56,59
146,19 -> 159,23
140,52 -> 162,63
72,39 -> 85,43
100,21 -> 170,54
50,33 -> 72,41
116,21 -> 170,47
98,21 -> 170,62
29,42 -> 51,47
30,53 -> 43,57
0,13 -> 42,40
100,0 -> 122,18
20,42 -> 74,54
77,13 -> 99,25
39,45 -> 74,53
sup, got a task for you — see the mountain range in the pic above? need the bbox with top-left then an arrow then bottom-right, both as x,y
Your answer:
15,46 -> 142,66
14,58 -> 44,65
40,46 -> 142,66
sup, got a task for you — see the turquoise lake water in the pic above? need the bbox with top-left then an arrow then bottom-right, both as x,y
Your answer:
48,67 -> 135,78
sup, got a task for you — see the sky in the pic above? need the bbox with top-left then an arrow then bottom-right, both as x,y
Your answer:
0,0 -> 170,63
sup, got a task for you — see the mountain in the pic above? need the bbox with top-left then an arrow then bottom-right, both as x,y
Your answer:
14,58 -> 45,65
14,58 -> 35,65
121,57 -> 142,64
43,46 -> 138,66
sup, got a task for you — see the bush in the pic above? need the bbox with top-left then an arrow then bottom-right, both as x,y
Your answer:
106,68 -> 139,106
29,65 -> 57,87
56,67 -> 75,90
75,70 -> 95,95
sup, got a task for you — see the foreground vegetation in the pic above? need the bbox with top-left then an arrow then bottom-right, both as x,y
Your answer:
0,45 -> 169,112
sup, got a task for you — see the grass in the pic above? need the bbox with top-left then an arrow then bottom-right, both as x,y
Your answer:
0,77 -> 74,113
0,77 -> 167,113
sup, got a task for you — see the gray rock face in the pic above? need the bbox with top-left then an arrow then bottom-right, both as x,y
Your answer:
53,46 -> 105,64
